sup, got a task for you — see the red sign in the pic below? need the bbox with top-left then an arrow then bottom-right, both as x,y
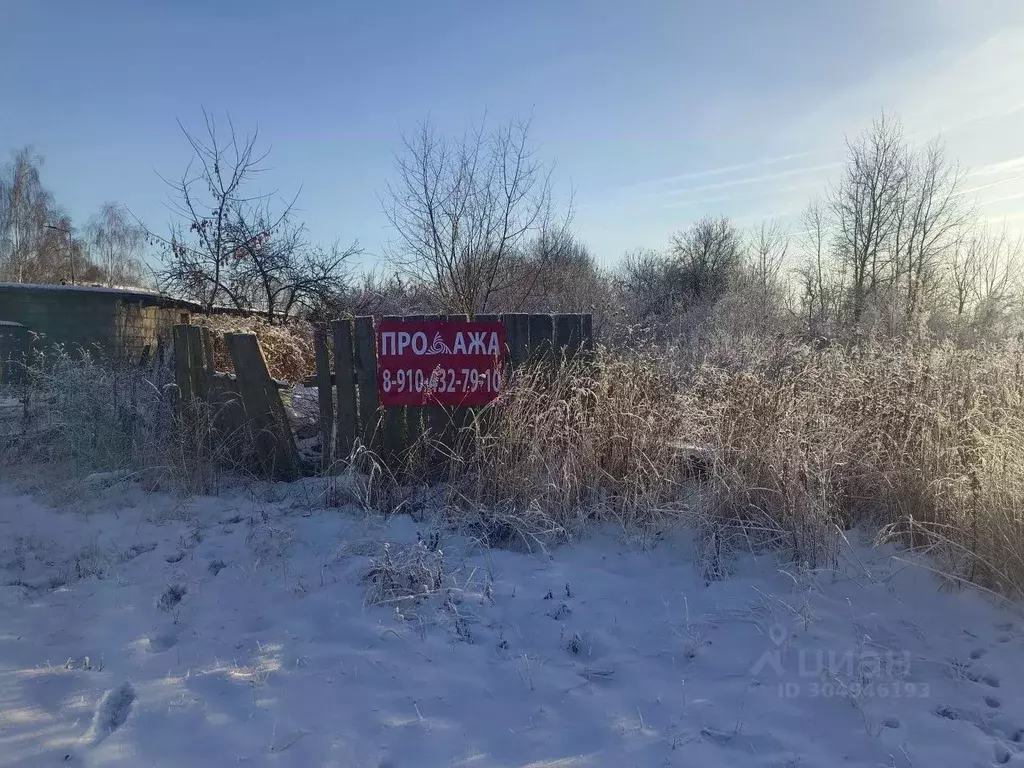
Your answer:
376,319 -> 506,406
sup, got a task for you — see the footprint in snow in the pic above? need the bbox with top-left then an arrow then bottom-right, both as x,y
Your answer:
86,683 -> 135,744
978,673 -> 1001,689
148,628 -> 178,652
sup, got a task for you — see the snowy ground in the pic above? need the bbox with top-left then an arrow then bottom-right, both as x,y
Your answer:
1,479 -> 1023,767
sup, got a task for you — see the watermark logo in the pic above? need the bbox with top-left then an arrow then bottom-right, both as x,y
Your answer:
752,622 -> 929,700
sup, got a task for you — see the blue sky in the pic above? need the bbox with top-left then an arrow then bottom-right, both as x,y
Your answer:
3,0 -> 1024,269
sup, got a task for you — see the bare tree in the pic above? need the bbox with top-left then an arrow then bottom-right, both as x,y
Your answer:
0,148 -> 52,283
88,202 -> 147,287
973,226 -> 1022,333
748,221 -> 788,300
949,229 -> 980,320
155,110 -> 271,310
668,215 -> 744,304
154,111 -> 359,319
279,241 -> 361,320
39,212 -> 99,285
892,139 -> 970,321
734,220 -> 790,331
223,199 -> 305,321
795,197 -> 844,335
383,115 -> 573,314
829,114 -> 907,322
619,247 -> 678,321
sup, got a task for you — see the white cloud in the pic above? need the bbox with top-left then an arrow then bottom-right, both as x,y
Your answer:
970,156 -> 1024,178
622,151 -> 822,190
647,163 -> 840,201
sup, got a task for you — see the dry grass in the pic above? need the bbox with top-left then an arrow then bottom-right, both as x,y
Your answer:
690,339 -> 1024,594
0,346 -> 260,496
191,315 -> 315,382
442,352 -> 696,542
5,330 -> 1024,599
429,340 -> 1024,596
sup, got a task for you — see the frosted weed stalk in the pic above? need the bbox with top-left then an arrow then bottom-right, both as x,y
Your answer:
434,337 -> 1024,596
0,345 -> 259,495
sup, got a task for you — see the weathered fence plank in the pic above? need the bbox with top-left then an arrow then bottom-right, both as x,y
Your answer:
404,315 -> 426,458
200,326 -> 215,373
425,314 -> 468,469
332,318 -> 357,462
312,312 -> 594,475
207,372 -> 245,443
425,314 -> 448,454
527,314 -> 554,363
581,314 -> 594,357
186,324 -> 208,400
313,327 -> 334,471
503,313 -> 530,370
172,325 -> 193,404
444,313 -> 471,459
380,315 -> 406,464
225,332 -> 300,480
553,314 -> 584,363
353,316 -> 381,453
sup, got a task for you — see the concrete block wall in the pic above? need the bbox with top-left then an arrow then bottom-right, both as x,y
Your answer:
0,287 -> 119,356
0,321 -> 29,384
0,285 -> 192,362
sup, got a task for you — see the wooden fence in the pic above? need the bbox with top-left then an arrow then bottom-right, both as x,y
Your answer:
172,324 -> 300,480
314,313 -> 594,471
171,313 -> 593,480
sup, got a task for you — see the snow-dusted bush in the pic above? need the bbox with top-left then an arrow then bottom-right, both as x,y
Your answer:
0,345 -> 251,493
431,339 -> 1024,595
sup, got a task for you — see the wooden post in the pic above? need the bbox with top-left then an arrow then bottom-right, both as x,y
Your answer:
503,313 -> 530,370
225,332 -> 300,480
471,314 -> 501,438
379,315 -> 405,465
426,314 -> 468,474
172,325 -> 193,404
353,316 -> 381,453
404,315 -> 425,459
527,314 -> 554,364
313,327 -> 334,472
208,372 -> 245,448
332,318 -> 358,462
426,313 -> 448,449
200,326 -> 216,373
186,324 -> 208,400
581,314 -> 594,358
553,314 -> 584,363
444,313 -> 470,464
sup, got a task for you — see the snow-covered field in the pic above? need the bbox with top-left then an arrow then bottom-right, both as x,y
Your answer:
1,478 -> 1023,767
